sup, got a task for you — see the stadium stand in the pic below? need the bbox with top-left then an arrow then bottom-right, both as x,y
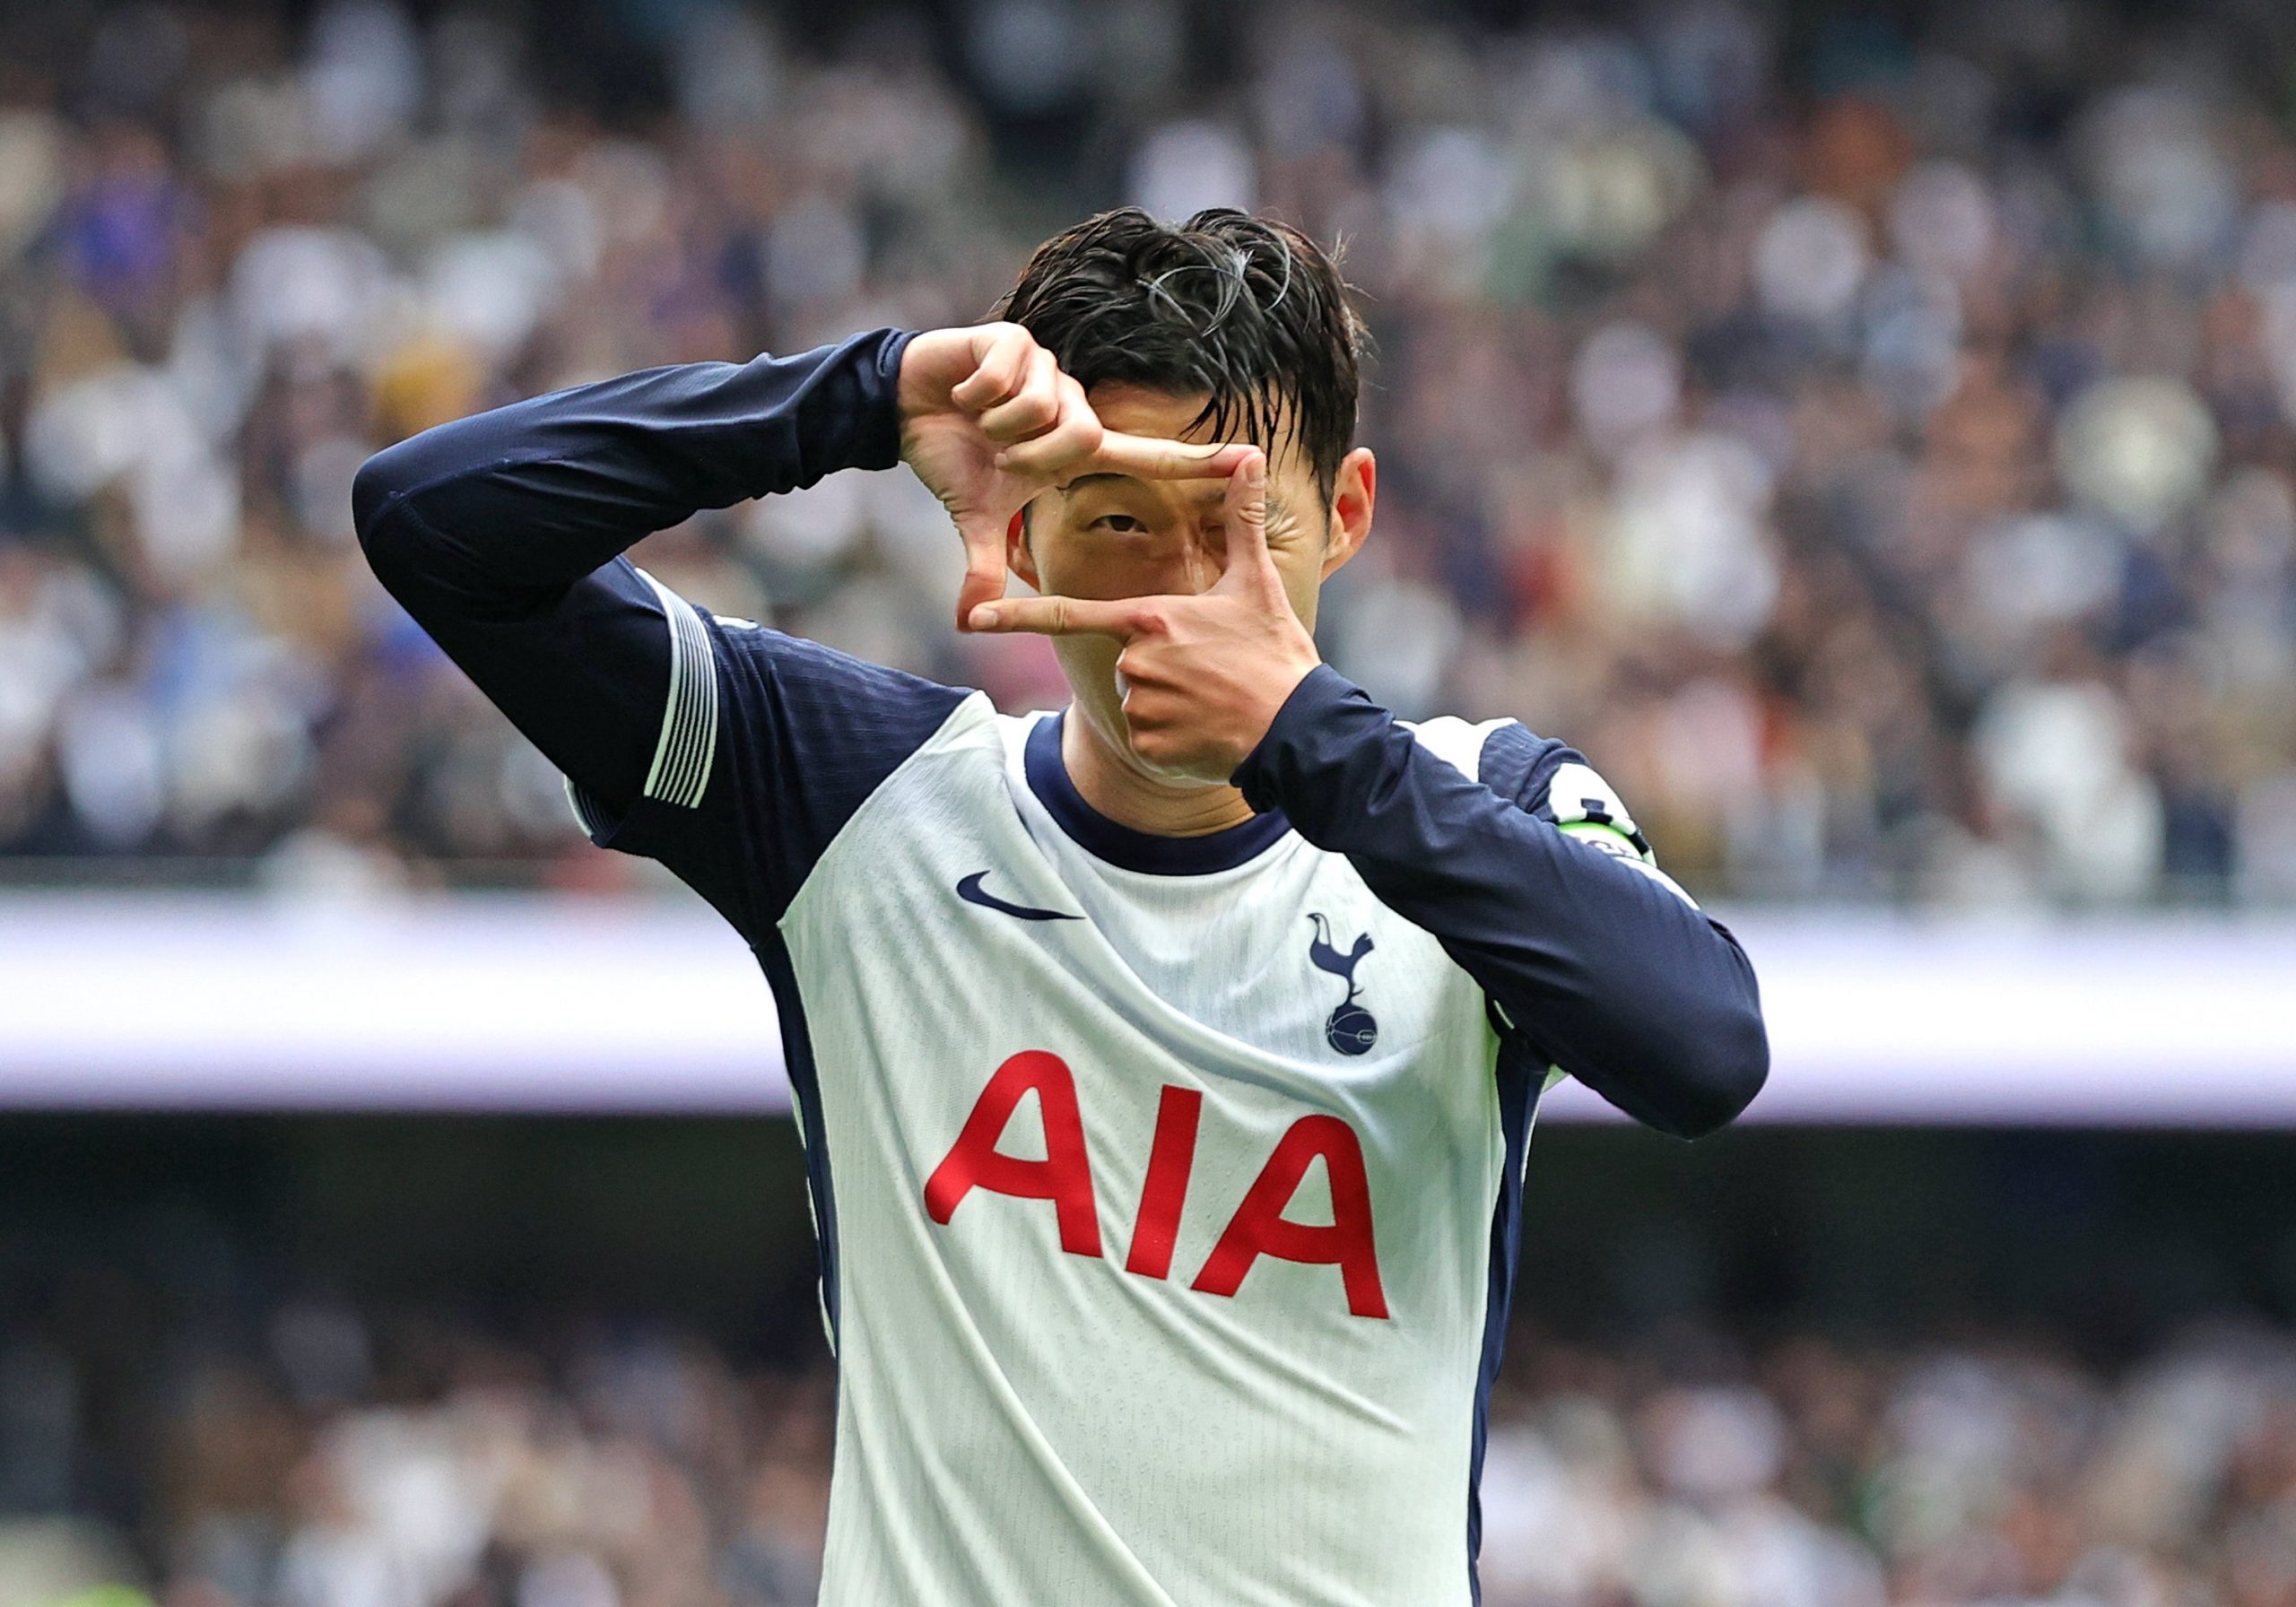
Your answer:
6,3 -> 2296,1603
1,0 -> 2291,903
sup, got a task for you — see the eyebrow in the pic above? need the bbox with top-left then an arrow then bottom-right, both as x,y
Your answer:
1057,473 -> 1143,496
1062,473 -> 1271,514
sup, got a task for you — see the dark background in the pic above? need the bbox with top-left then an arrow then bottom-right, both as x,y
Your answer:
15,1116 -> 2296,1352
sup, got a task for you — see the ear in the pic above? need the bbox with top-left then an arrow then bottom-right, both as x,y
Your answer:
1006,508 -> 1040,592
1320,447 -> 1376,581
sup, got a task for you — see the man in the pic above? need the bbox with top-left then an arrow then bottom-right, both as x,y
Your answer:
354,207 -> 1767,1606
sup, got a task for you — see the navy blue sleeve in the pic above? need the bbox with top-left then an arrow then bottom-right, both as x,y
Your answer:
353,328 -> 966,934
1233,667 -> 1769,1139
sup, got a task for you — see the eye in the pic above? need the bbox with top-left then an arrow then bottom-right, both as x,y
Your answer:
1091,513 -> 1149,535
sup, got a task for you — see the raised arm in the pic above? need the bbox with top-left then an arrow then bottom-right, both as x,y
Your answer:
355,324 -> 1253,927
352,330 -> 916,824
1233,671 -> 1769,1139
969,447 -> 1768,1137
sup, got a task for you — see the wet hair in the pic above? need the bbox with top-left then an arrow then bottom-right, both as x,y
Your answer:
995,207 -> 1364,500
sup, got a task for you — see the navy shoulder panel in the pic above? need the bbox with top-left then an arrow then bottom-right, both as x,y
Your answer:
580,593 -> 969,932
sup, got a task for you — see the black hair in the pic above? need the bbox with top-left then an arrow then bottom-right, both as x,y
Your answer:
996,207 -> 1364,499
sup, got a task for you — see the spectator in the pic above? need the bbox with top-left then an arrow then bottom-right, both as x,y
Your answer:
0,0 -> 2291,908
9,1264 -> 2296,1607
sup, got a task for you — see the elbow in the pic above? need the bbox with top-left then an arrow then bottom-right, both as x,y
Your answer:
1558,971 -> 1770,1141
1538,899 -> 1771,1140
352,439 -> 438,586
1655,917 -> 1770,1139
352,443 -> 410,553
1657,992 -> 1770,1140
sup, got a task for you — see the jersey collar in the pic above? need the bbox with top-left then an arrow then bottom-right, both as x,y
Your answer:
1024,711 -> 1292,875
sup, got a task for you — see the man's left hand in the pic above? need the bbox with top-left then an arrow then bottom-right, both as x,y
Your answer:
965,450 -> 1322,785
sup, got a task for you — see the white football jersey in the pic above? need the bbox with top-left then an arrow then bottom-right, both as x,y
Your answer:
776,695 -> 1564,1606
561,586 -> 1709,1607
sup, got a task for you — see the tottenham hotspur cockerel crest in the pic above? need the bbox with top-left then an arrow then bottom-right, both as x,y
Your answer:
1307,913 -> 1378,1055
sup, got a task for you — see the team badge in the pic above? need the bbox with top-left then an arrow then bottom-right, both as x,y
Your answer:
1307,913 -> 1378,1055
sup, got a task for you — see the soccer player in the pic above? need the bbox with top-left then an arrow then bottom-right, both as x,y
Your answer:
354,208 -> 1767,1605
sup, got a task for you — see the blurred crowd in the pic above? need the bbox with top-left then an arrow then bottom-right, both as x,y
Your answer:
8,1278 -> 2296,1607
1480,1329 -> 2296,1607
4,0 -> 2296,903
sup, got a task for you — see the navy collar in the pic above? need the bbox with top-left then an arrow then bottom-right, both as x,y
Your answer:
1024,711 -> 1291,875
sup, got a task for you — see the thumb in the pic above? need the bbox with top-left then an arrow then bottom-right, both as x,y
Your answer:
1213,449 -> 1281,601
953,516 -> 1008,629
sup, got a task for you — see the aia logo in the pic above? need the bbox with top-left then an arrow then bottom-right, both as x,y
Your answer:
923,1052 -> 1389,1320
1308,913 -> 1377,1055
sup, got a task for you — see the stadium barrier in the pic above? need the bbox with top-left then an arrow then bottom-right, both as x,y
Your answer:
0,894 -> 2287,1123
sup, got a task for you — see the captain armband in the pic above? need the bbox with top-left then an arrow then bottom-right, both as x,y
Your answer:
1544,761 -> 1698,908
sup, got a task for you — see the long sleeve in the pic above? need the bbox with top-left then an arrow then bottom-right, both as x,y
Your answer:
352,328 -> 969,931
356,331 -> 916,590
1233,666 -> 1769,1138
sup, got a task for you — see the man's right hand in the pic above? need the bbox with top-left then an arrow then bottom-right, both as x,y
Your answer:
898,324 -> 1246,630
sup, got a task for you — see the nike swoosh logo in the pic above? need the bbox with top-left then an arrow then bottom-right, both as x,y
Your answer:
956,872 -> 1080,923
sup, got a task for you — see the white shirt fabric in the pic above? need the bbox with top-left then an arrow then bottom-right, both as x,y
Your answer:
779,695 -> 1552,1607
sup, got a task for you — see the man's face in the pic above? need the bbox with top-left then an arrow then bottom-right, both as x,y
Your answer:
1007,382 -> 1376,783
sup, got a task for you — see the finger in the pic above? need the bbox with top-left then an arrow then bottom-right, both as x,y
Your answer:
950,325 -> 1031,413
966,594 -> 1152,638
1213,448 -> 1283,600
978,346 -> 1061,445
953,519 -> 1008,630
1083,433 -> 1254,483
1112,645 -> 1179,697
992,377 -> 1103,477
